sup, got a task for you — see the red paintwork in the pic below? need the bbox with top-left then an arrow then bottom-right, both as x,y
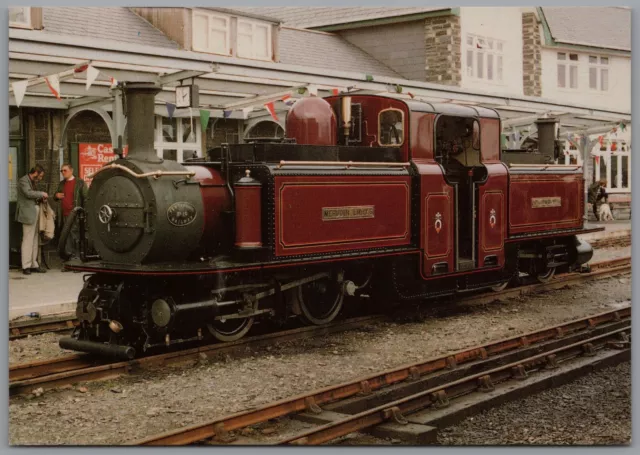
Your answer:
184,166 -> 232,251
410,112 -> 436,160
234,183 -> 262,248
477,163 -> 508,267
479,118 -> 501,163
274,175 -> 411,257
414,160 -> 455,277
508,172 -> 583,235
325,95 -> 410,161
286,97 -> 337,146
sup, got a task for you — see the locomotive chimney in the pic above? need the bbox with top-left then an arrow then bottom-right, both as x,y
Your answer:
124,82 -> 162,163
535,117 -> 558,160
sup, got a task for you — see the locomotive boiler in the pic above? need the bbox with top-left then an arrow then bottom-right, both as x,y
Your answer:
59,82 -> 599,359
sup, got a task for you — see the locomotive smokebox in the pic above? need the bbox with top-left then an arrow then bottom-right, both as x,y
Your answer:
234,169 -> 263,249
286,97 -> 337,146
124,82 -> 162,163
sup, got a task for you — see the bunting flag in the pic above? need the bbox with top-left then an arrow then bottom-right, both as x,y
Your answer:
264,101 -> 278,122
620,123 -> 626,132
200,109 -> 211,131
395,84 -> 403,94
223,110 -> 232,118
308,85 -> 318,97
297,87 -> 307,95
281,94 -> 296,106
12,80 -> 28,108
166,103 -> 176,120
74,65 -> 89,73
242,106 -> 254,116
365,74 -> 374,82
110,77 -> 118,88
45,74 -> 61,100
598,135 -> 604,146
86,65 -> 100,91
595,155 -> 600,165
332,88 -> 340,96
408,92 -> 415,99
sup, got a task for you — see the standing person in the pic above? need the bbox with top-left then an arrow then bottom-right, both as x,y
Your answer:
54,164 -> 88,260
588,179 -> 608,221
16,165 -> 48,275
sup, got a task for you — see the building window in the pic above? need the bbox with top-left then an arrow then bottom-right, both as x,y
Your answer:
9,7 -> 31,28
237,19 -> 272,60
155,115 -> 202,162
557,53 -> 579,89
192,10 -> 230,56
466,35 -> 504,82
589,56 -> 609,91
591,141 -> 631,193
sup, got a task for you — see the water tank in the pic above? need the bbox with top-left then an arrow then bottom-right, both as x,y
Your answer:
286,97 -> 337,146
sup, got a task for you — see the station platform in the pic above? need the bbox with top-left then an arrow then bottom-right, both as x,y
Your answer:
8,220 -> 631,320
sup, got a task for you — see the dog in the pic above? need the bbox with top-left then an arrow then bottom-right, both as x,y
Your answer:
598,203 -> 615,221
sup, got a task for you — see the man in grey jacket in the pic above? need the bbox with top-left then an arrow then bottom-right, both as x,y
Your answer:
16,164 -> 49,275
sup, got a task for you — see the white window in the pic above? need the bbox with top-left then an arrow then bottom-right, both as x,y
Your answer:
591,141 -> 631,193
466,35 -> 504,82
237,19 -> 272,61
557,52 -> 579,89
154,115 -> 202,162
9,7 -> 31,28
192,10 -> 230,56
589,55 -> 609,91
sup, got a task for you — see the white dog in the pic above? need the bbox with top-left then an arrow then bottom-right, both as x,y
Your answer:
598,203 -> 615,221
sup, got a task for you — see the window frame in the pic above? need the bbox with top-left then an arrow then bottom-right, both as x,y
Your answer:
154,115 -> 202,163
236,18 -> 273,61
377,108 -> 405,147
588,55 -> 610,92
590,141 -> 631,193
557,52 -> 579,90
191,10 -> 231,56
9,7 -> 32,29
465,34 -> 505,84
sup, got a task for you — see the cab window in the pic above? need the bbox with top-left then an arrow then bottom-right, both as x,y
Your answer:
378,109 -> 404,146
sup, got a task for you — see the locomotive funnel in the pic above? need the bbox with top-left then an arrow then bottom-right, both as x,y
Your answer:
535,117 -> 558,161
124,82 -> 162,163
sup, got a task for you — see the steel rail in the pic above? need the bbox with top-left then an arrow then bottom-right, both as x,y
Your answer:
278,324 -> 630,445
9,257 -> 630,393
134,305 -> 630,445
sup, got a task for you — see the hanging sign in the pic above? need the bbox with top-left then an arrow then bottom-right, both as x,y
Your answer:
79,143 -> 128,186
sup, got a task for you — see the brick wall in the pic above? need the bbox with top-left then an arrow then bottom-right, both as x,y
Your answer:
424,15 -> 461,86
339,21 -> 427,81
522,12 -> 542,97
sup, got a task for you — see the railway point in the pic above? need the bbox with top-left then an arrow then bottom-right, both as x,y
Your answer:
6,5 -> 631,448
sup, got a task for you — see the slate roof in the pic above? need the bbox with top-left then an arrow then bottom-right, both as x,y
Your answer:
541,7 -> 630,51
279,28 -> 400,77
233,7 -> 447,29
42,7 -> 180,49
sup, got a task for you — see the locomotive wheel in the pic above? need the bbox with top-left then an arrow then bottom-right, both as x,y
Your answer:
207,317 -> 254,342
296,275 -> 345,325
534,266 -> 556,284
491,280 -> 510,292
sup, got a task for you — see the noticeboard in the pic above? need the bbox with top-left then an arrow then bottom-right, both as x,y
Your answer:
79,143 -> 128,186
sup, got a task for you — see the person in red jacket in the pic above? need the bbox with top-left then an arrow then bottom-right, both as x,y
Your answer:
53,164 -> 88,262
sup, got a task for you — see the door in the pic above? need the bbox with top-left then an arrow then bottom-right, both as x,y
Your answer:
476,163 -> 508,268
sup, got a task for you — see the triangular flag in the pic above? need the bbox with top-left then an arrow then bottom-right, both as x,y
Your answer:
595,155 -> 600,165
264,102 -> 278,122
110,77 -> 118,88
86,65 -> 100,91
74,65 -> 88,73
223,110 -> 232,118
332,88 -> 339,96
308,85 -> 318,97
408,92 -> 415,99
12,80 -> 28,108
242,106 -> 254,117
45,75 -> 61,100
598,135 -> 604,145
297,87 -> 307,95
200,109 -> 211,131
365,74 -> 374,82
395,84 -> 403,93
281,94 -> 296,106
620,123 -> 626,132
166,103 -> 176,120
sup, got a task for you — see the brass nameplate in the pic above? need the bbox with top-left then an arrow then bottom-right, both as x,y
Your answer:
531,197 -> 561,208
322,205 -> 375,221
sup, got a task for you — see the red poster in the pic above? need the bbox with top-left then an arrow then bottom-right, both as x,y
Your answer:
79,143 -> 128,186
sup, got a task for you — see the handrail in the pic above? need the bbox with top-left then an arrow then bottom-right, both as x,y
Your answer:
508,163 -> 582,171
87,163 -> 196,180
276,160 -> 410,169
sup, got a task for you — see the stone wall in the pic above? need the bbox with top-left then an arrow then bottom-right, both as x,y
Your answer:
522,12 -> 542,97
424,15 -> 461,86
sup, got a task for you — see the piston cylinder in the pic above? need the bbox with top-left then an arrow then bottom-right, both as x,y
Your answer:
234,169 -> 262,249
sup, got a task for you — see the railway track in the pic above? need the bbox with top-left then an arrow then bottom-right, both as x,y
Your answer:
9,256 -> 630,396
135,306 -> 631,445
7,233 -> 631,342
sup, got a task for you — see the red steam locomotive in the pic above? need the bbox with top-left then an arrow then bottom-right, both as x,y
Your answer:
59,83 -> 598,359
